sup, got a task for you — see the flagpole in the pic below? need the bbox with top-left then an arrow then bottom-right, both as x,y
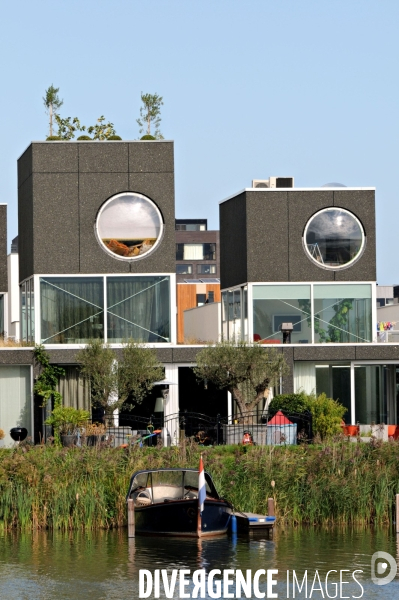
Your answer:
197,453 -> 205,538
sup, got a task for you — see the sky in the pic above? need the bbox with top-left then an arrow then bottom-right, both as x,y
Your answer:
1,0 -> 398,284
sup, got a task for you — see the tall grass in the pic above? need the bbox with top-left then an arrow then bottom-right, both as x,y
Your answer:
0,439 -> 399,530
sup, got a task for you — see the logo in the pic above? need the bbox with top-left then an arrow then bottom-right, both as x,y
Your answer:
371,551 -> 397,585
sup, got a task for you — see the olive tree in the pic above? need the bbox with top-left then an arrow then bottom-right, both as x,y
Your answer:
77,339 -> 164,418
193,340 -> 289,418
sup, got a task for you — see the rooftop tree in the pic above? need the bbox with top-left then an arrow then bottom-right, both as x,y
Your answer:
137,92 -> 164,139
43,84 -> 63,137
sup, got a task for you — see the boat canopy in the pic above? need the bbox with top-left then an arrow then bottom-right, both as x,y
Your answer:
126,468 -> 220,501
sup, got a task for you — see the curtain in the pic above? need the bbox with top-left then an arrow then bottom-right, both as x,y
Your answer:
107,276 -> 170,343
294,362 -> 316,395
183,244 -> 203,260
0,366 -> 31,447
56,366 -> 91,411
40,277 -> 104,344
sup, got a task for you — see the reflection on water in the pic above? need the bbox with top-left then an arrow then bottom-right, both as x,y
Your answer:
0,527 -> 398,599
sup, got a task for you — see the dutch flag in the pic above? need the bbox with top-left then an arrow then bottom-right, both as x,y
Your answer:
198,454 -> 206,515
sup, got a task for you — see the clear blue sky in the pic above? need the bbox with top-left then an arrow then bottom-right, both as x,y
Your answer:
1,0 -> 398,283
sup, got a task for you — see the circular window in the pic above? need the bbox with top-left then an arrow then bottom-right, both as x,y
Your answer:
303,207 -> 365,270
96,192 -> 163,260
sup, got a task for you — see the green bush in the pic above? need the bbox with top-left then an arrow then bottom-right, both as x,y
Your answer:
269,392 -> 310,416
107,135 -> 122,140
140,134 -> 156,140
309,393 -> 346,438
77,135 -> 92,141
46,136 -> 62,141
268,392 -> 346,439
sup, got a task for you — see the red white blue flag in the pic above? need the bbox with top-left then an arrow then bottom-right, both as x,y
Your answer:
198,454 -> 206,515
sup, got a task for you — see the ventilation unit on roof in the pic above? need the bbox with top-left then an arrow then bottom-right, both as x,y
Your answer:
252,177 -> 294,189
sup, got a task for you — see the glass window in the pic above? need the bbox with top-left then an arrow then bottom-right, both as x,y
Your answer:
176,264 -> 192,274
355,365 -> 381,424
21,283 -> 26,341
197,293 -> 206,306
107,276 -> 170,343
313,284 -> 372,343
96,192 -> 163,260
304,207 -> 365,269
40,277 -> 104,344
176,243 -> 216,261
197,264 -> 216,274
253,285 -> 312,344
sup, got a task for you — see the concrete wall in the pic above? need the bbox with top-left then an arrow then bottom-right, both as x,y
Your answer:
220,188 -> 376,289
18,141 -> 175,282
184,302 -> 221,343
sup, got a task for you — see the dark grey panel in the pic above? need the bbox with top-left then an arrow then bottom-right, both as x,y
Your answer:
288,190 -> 335,282
156,348 -> 174,363
18,144 -> 33,188
172,346 -> 202,363
129,141 -> 174,173
78,172 -> 130,273
294,346 -> 356,361
47,349 -> 83,364
32,142 -> 78,173
354,345 -> 399,360
219,193 -> 247,289
0,206 -> 7,291
246,191 -> 289,282
18,176 -> 34,282
333,190 -> 376,282
32,173 -> 80,274
79,142 -> 129,173
0,349 -> 34,365
128,173 -> 176,273
282,347 -> 294,394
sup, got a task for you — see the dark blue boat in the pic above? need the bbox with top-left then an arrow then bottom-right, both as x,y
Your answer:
126,468 -> 231,538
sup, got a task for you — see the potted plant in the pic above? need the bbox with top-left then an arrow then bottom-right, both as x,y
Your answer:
82,422 -> 107,446
45,406 -> 90,446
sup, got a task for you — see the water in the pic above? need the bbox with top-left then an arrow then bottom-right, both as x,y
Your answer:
0,527 -> 398,599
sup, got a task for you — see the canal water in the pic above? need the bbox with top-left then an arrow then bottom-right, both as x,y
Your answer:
0,527 -> 398,599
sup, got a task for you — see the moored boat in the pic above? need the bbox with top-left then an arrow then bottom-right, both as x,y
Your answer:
126,468 -> 231,538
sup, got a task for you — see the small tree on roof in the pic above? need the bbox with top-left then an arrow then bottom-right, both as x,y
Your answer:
43,84 -> 63,137
137,92 -> 164,139
193,340 -> 289,420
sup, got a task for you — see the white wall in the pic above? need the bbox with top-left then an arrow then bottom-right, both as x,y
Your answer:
7,253 -> 20,340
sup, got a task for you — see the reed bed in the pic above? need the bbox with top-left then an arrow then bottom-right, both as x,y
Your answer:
0,439 -> 398,530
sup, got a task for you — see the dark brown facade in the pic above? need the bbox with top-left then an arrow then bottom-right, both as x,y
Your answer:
175,229 -> 220,283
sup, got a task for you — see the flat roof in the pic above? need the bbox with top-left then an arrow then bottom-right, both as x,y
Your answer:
219,187 -> 376,204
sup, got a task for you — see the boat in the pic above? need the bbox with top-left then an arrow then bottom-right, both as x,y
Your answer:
126,468 -> 232,538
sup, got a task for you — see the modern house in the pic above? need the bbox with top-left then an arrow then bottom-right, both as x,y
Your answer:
219,183 -> 399,426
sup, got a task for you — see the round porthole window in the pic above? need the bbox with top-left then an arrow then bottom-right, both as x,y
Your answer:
303,207 -> 365,270
96,192 -> 163,260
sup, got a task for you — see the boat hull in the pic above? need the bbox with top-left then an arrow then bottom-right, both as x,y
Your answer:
134,498 -> 231,538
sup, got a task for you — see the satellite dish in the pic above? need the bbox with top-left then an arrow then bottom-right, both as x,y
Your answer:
321,182 -> 347,187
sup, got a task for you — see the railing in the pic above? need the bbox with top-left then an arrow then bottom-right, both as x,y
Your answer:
377,329 -> 399,343
119,409 -> 313,446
